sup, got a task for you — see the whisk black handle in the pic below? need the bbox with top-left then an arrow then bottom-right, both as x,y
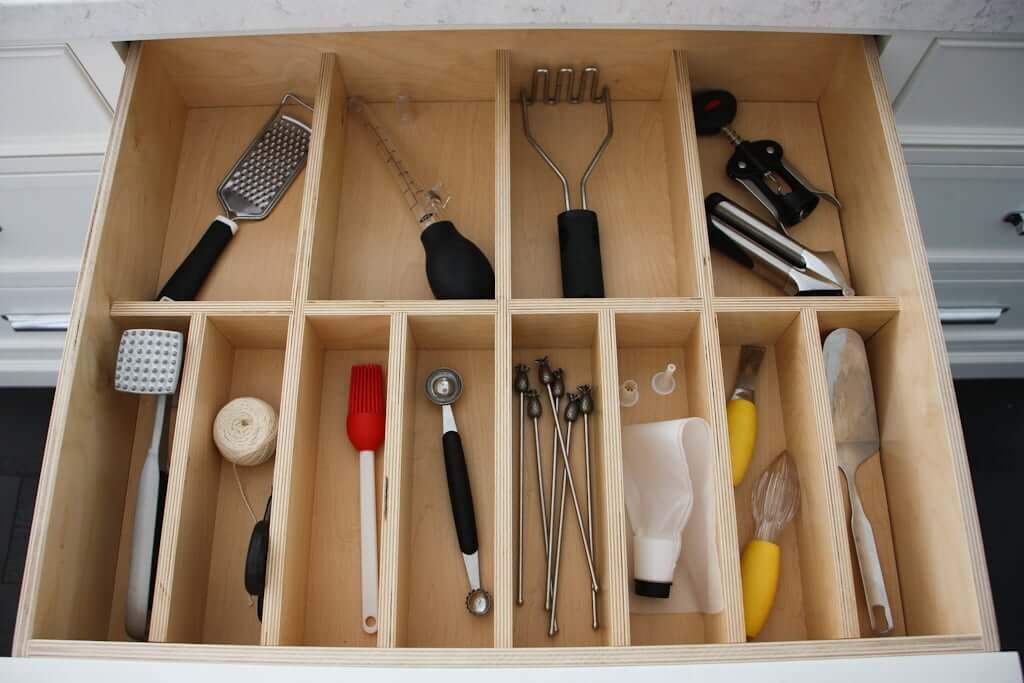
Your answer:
421,220 -> 495,300
558,209 -> 605,298
157,217 -> 236,301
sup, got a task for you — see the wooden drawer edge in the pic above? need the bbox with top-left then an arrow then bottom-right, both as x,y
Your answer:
23,634 -> 986,666
861,37 -> 999,650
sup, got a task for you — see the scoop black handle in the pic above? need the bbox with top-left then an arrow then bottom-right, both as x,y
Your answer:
558,209 -> 605,298
442,430 -> 479,555
157,217 -> 236,301
421,220 -> 495,300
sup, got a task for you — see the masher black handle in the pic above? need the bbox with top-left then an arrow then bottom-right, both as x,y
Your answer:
421,220 -> 495,300
157,217 -> 236,301
442,430 -> 479,555
558,209 -> 605,298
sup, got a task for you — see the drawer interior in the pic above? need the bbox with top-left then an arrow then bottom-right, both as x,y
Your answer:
162,315 -> 288,645
510,313 -> 613,647
276,314 -> 392,646
18,29 -> 993,663
393,315 -> 497,648
613,311 -> 731,646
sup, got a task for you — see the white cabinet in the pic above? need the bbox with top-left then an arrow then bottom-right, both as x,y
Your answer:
0,41 -> 121,386
884,33 -> 1024,378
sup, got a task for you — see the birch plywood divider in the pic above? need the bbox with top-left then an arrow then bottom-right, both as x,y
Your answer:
14,30 -> 996,667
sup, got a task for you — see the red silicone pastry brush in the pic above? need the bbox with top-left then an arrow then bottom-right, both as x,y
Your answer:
347,364 -> 385,635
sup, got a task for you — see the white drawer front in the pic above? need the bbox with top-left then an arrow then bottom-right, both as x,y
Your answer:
0,157 -> 99,282
910,163 -> 1024,257
0,45 -> 114,157
894,38 -> 1024,134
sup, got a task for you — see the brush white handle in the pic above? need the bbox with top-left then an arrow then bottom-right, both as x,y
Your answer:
125,394 -> 166,640
360,449 -> 379,634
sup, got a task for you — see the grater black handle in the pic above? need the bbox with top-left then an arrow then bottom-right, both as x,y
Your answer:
157,217 -> 236,301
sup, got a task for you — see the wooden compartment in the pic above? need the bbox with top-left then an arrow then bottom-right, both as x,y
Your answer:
390,314 -> 497,647
15,29 -> 996,668
718,309 -> 854,642
814,309 -> 981,639
300,53 -> 497,302
690,37 -> 916,300
510,312 -> 618,647
105,44 -> 317,303
510,49 -> 701,300
271,314 -> 392,646
155,315 -> 289,645
613,310 -> 732,646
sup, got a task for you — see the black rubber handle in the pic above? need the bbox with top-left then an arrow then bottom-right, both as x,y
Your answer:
244,496 -> 272,622
421,221 -> 495,300
147,470 -> 168,615
706,210 -> 755,270
157,218 -> 235,301
557,209 -> 605,298
442,430 -> 479,555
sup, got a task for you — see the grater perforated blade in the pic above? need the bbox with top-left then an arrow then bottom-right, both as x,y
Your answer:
115,329 -> 184,395
217,103 -> 312,221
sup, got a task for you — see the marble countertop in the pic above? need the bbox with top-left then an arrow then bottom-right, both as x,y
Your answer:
0,0 -> 1020,43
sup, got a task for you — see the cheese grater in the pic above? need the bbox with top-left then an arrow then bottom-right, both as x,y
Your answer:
158,93 -> 313,302
115,328 -> 185,640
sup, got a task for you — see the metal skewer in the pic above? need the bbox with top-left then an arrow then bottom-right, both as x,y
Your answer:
526,390 -> 549,556
578,385 -> 599,629
549,393 -> 581,636
536,357 -> 599,592
514,365 -> 531,607
537,359 -> 562,611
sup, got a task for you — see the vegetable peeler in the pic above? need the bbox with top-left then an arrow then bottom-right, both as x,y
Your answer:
693,90 -> 840,231
706,193 -> 854,296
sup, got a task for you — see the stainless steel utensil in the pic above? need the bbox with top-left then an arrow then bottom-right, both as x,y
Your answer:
514,364 -> 531,607
578,385 -> 599,630
823,328 -> 893,635
549,393 -> 581,636
425,368 -> 492,616
535,357 -> 599,592
158,93 -> 312,301
521,66 -> 613,298
706,193 -> 854,296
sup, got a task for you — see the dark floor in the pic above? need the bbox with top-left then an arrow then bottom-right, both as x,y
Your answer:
0,388 -> 51,656
0,383 -> 1021,655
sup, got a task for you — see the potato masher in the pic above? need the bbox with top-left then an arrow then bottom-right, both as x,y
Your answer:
521,66 -> 613,298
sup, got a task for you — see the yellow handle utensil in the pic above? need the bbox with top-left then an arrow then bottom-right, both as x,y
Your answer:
742,452 -> 800,639
741,539 -> 780,638
727,398 -> 757,485
727,345 -> 765,486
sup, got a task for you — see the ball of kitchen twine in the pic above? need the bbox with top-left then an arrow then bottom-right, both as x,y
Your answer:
214,397 -> 277,466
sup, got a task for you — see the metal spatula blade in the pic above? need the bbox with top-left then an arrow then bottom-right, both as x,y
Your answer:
824,328 -> 880,465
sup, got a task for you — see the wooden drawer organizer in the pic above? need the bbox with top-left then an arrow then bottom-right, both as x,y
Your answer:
14,30 -> 997,665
